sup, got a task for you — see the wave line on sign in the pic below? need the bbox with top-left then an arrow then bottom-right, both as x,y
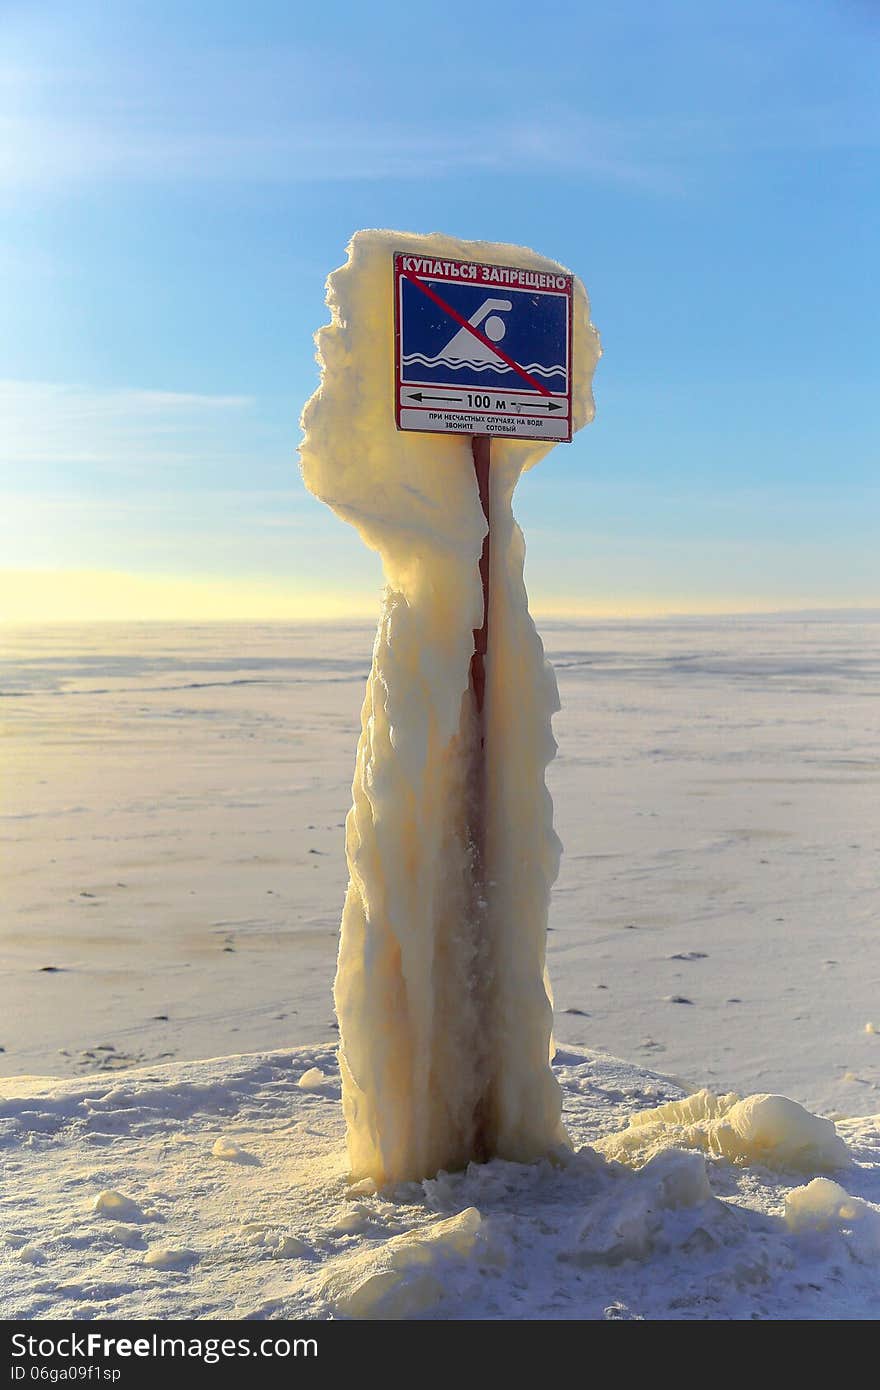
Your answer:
402,354 -> 566,378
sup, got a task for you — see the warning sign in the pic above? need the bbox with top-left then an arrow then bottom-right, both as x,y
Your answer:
394,253 -> 573,441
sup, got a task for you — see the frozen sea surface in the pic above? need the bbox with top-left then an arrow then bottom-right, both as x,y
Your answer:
1,615 -> 878,1117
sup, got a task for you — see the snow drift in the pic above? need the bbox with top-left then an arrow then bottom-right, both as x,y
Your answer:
299,230 -> 601,1182
4,1046 -> 878,1321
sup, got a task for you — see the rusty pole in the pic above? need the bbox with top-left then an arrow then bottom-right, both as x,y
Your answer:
469,435 -> 491,717
468,434 -> 492,1160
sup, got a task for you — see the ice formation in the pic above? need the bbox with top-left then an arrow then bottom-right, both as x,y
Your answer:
784,1178 -> 880,1261
298,1066 -> 329,1090
92,1189 -> 153,1221
143,1248 -> 199,1271
211,1137 -> 257,1164
560,1148 -> 713,1267
299,230 -> 600,1182
598,1088 -> 850,1173
319,1207 -> 489,1319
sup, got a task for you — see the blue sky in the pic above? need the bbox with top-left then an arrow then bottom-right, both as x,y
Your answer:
1,0 -> 878,617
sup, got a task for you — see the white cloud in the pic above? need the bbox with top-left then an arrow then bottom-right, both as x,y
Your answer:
0,380 -> 255,468
0,30 -> 666,190
0,483 -> 311,572
2,7 -> 878,194
0,111 -> 669,189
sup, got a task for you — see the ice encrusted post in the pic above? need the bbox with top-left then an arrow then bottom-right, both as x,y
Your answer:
299,230 -> 601,1184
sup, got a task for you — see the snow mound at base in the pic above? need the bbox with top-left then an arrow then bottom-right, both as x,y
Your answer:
318,1207 -> 488,1319
598,1087 -> 850,1173
785,1179 -> 880,1263
1,1045 -> 877,1320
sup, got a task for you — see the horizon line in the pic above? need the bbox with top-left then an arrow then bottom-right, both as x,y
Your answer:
3,605 -> 879,627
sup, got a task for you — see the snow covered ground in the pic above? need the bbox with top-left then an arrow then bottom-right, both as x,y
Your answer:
1,1044 -> 877,1320
2,615 -> 879,1319
2,616 -> 878,1117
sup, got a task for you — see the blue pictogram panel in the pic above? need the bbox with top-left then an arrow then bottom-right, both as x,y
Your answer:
399,278 -> 568,395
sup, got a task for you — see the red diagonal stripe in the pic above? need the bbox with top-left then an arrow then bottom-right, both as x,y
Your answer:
401,268 -> 551,396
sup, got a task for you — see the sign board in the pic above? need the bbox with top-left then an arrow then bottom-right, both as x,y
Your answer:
394,253 -> 573,441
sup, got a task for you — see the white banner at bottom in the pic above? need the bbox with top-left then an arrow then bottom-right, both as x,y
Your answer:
398,409 -> 570,440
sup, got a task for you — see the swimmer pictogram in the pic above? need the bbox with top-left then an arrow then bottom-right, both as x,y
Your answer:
436,297 -> 513,366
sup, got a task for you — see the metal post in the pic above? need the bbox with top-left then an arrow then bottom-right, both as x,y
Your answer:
470,435 -> 491,717
469,434 -> 491,1160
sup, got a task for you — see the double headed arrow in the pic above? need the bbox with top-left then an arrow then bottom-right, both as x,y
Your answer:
406,391 -> 461,403
406,390 -> 563,413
